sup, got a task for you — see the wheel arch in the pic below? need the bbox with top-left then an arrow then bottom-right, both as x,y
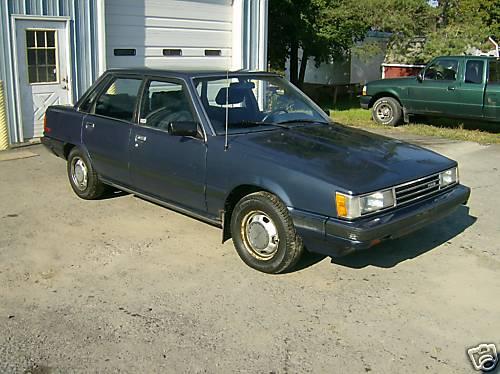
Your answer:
222,182 -> 292,243
369,91 -> 402,108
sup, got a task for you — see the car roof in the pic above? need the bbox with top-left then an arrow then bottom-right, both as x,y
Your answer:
105,68 -> 281,79
437,55 -> 496,60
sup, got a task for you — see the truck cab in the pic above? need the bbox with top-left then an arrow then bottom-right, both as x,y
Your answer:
361,56 -> 500,125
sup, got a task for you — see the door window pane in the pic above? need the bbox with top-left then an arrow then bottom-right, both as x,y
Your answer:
94,78 -> 143,122
26,31 -> 35,47
424,59 -> 459,81
465,61 -> 484,84
488,60 -> 500,84
141,80 -> 195,130
36,31 -> 45,47
26,30 -> 58,84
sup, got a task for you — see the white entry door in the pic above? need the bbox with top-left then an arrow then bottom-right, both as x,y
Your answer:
15,19 -> 71,140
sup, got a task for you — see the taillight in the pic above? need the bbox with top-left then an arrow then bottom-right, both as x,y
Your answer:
43,113 -> 51,134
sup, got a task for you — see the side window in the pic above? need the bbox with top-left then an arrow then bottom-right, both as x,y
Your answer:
465,61 -> 484,84
79,88 -> 100,113
94,78 -> 142,122
488,60 -> 500,85
140,80 -> 195,130
424,59 -> 459,81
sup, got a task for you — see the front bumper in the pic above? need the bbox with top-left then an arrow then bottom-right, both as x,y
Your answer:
290,184 -> 470,257
360,95 -> 372,109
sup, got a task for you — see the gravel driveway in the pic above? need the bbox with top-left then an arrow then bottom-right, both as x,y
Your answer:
0,134 -> 499,373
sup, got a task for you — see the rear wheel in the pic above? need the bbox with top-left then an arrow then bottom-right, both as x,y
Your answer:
230,191 -> 304,274
372,97 -> 402,126
67,148 -> 106,200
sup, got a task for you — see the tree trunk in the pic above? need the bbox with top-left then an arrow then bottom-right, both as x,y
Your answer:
289,40 -> 299,85
298,50 -> 309,89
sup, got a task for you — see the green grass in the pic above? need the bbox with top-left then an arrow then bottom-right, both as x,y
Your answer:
327,99 -> 500,145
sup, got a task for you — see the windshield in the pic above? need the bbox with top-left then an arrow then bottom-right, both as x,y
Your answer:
193,75 -> 329,134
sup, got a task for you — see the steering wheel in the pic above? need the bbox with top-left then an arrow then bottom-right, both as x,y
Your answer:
262,108 -> 289,123
435,70 -> 444,80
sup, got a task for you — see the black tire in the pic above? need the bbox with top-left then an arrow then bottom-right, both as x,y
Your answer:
372,97 -> 402,126
230,191 -> 304,274
67,147 -> 106,200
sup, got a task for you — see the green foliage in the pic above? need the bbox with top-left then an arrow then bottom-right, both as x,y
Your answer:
268,0 -> 500,79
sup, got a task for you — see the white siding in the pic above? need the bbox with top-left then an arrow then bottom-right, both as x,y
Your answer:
105,0 -> 233,70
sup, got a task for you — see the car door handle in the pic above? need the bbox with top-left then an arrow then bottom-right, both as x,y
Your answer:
135,135 -> 147,142
85,122 -> 95,129
447,86 -> 456,91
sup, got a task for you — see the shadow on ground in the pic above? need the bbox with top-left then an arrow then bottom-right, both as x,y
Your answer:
331,205 -> 476,269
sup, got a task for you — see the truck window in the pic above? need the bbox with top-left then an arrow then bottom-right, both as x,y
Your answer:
465,61 -> 484,84
94,78 -> 143,122
488,60 -> 500,85
140,80 -> 195,130
424,59 -> 458,81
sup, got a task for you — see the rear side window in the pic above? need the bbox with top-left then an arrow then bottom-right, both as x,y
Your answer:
488,60 -> 500,84
94,78 -> 143,122
424,59 -> 459,81
465,60 -> 484,84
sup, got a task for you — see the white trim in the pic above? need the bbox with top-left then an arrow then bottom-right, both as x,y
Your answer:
96,0 -> 107,75
10,14 -> 70,21
258,0 -> 268,71
11,15 -> 73,141
382,63 -> 426,68
231,0 -> 243,70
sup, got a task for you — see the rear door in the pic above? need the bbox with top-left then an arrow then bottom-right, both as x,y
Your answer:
129,78 -> 207,213
408,58 -> 460,115
82,76 -> 143,186
454,59 -> 486,118
484,59 -> 500,120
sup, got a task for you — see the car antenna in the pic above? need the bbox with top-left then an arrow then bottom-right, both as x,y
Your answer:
224,68 -> 229,151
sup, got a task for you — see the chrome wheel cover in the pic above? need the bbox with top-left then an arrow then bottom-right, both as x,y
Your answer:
376,103 -> 393,122
71,157 -> 88,191
241,211 -> 280,260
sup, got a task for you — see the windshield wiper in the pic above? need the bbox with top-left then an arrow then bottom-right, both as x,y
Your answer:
232,120 -> 291,130
276,119 -> 328,125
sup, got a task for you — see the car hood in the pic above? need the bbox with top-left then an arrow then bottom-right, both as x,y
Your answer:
231,123 -> 456,194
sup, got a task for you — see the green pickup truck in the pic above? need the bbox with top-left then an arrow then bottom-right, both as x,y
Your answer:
360,56 -> 500,126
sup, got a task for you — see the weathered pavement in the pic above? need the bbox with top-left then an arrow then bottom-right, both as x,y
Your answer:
0,133 -> 499,373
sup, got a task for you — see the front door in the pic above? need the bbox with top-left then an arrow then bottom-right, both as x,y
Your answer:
407,57 -> 460,115
15,19 -> 70,140
130,79 -> 207,213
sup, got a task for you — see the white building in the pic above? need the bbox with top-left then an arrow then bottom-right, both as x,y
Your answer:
0,0 -> 268,146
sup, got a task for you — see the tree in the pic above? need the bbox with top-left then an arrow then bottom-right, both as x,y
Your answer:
268,0 -> 368,87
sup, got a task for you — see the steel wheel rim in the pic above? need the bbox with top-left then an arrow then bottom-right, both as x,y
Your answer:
241,210 -> 280,260
71,157 -> 88,191
376,103 -> 393,122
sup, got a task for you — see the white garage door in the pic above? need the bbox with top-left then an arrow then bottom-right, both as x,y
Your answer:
105,0 -> 233,70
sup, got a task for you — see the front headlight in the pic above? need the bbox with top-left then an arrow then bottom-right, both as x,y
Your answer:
440,167 -> 458,187
336,189 -> 395,219
362,85 -> 367,96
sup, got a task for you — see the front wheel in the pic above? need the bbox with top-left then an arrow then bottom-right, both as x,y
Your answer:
372,97 -> 402,126
230,192 -> 304,274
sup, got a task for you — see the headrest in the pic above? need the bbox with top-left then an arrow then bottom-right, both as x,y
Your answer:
215,82 -> 255,105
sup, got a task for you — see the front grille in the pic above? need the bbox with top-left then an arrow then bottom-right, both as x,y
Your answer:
395,174 -> 441,205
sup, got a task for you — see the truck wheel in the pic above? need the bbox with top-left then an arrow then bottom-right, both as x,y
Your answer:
372,97 -> 402,126
230,191 -> 304,274
67,148 -> 106,200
